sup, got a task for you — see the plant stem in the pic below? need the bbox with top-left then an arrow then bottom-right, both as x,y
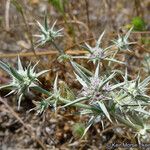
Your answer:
51,40 -> 64,54
32,86 -> 51,96
32,86 -> 100,112
59,97 -> 100,112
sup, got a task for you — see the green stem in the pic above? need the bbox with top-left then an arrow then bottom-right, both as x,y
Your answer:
32,86 -> 51,96
32,86 -> 100,112
59,97 -> 100,112
51,40 -> 64,54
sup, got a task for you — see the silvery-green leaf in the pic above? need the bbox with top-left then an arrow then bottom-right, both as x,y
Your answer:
81,116 -> 95,138
105,58 -> 125,64
104,45 -> 114,51
17,56 -> 23,71
54,73 -> 58,95
135,108 -> 150,116
97,101 -> 112,122
37,21 -> 47,34
99,73 -> 116,89
96,30 -> 105,47
136,95 -> 150,102
0,84 -> 13,90
36,69 -> 50,77
74,73 -> 87,87
94,63 -> 100,79
62,97 -> 88,108
80,109 -> 93,115
126,116 -> 139,128
44,13 -> 48,31
125,26 -> 133,40
71,61 -> 90,83
110,82 -> 125,90
74,62 -> 92,76
31,60 -> 39,71
81,44 -> 92,53
140,76 -> 150,88
18,93 -> 23,110
30,82 -> 38,88
55,28 -> 64,34
5,90 -> 16,97
0,60 -> 11,75
71,56 -> 88,59
85,42 -> 92,53
9,66 -> 23,81
51,20 -> 57,31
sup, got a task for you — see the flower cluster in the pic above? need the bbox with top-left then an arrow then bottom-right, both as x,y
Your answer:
112,27 -> 133,50
122,71 -> 150,100
0,57 -> 49,109
34,15 -> 63,47
0,15 -> 150,143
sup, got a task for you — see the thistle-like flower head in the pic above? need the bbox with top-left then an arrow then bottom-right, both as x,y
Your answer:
112,27 -> 133,51
122,70 -> 150,100
83,31 -> 123,64
72,61 -> 116,102
84,31 -> 107,63
34,15 -> 63,47
31,99 -> 52,115
0,57 -> 49,109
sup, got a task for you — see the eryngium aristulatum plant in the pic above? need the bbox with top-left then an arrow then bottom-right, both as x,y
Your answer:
73,62 -> 116,103
31,99 -> 52,115
34,14 -> 63,48
64,61 -> 123,125
111,70 -> 150,142
81,31 -> 124,64
114,111 -> 150,143
113,70 -> 150,115
62,61 -> 150,140
0,57 -> 49,109
112,27 -> 134,51
121,70 -> 150,101
29,74 -> 60,115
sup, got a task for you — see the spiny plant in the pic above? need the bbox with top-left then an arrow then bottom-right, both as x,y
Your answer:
34,14 -> 63,49
0,16 -> 150,143
112,27 -> 134,51
78,31 -> 124,64
0,57 -> 49,109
